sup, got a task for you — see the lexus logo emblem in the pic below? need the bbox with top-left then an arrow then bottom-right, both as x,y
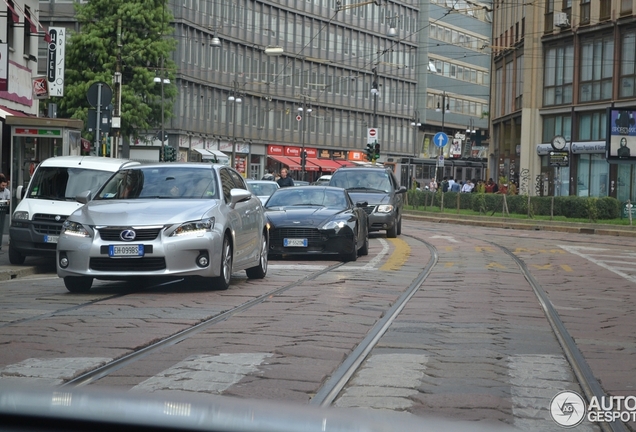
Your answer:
120,230 -> 137,241
55,215 -> 62,222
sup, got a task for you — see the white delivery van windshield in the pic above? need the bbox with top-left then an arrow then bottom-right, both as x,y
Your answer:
27,166 -> 115,200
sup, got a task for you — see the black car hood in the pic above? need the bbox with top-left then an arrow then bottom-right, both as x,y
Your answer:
345,191 -> 390,205
266,207 -> 346,227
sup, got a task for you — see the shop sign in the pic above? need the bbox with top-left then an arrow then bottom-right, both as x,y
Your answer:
549,151 -> 569,167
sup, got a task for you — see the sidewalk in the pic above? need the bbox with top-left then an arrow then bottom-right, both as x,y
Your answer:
0,233 -> 56,282
403,210 -> 636,237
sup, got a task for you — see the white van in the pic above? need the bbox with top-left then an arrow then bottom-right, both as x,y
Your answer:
9,156 -> 139,265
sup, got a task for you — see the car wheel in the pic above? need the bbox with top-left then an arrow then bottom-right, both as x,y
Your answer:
64,276 -> 93,293
9,245 -> 25,265
212,235 -> 232,290
386,222 -> 397,238
342,233 -> 358,262
396,213 -> 402,236
246,230 -> 268,279
359,229 -> 369,256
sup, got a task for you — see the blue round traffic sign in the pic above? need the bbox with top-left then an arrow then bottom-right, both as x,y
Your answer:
433,132 -> 449,148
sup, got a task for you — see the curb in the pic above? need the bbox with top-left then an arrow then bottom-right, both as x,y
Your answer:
403,211 -> 636,237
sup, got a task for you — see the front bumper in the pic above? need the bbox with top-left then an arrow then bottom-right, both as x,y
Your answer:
366,208 -> 396,232
57,229 -> 224,280
269,227 -> 355,256
10,220 -> 62,256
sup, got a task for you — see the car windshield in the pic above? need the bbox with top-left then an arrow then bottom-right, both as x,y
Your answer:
95,166 -> 218,200
27,167 -> 115,201
265,188 -> 347,209
248,182 -> 278,197
330,171 -> 391,192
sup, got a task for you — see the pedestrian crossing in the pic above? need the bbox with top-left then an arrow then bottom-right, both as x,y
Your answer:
0,353 -> 599,430
559,245 -> 636,284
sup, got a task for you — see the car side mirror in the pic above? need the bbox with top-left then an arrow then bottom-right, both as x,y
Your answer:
75,190 -> 92,204
397,186 -> 407,194
355,201 -> 368,208
230,188 -> 252,207
17,185 -> 25,200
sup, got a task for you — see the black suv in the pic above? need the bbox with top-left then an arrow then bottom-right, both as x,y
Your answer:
329,166 -> 406,238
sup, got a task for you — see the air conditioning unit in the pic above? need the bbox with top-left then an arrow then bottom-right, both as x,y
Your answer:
554,12 -> 570,28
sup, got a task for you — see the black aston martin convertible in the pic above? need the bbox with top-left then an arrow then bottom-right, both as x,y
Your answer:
264,186 -> 369,261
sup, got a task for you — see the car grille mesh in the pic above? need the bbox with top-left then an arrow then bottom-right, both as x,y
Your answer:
89,257 -> 166,271
98,228 -> 163,241
362,206 -> 376,215
270,228 -> 323,245
33,214 -> 64,235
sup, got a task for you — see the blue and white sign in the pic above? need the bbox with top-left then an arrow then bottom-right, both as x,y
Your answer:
434,132 -> 449,148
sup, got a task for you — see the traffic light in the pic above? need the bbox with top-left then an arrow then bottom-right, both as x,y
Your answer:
374,143 -> 380,160
300,150 -> 307,166
366,143 -> 374,161
163,145 -> 176,162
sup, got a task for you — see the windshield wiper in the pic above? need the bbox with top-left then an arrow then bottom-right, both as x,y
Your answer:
346,187 -> 384,192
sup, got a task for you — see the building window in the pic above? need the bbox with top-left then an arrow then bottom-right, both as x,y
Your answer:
578,111 -> 606,141
542,114 -> 571,143
579,35 -> 613,102
599,0 -> 611,20
620,30 -> 636,98
580,0 -> 590,25
544,0 -> 554,32
544,44 -> 573,106
621,0 -> 632,15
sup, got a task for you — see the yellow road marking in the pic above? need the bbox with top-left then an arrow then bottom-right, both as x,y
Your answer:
475,246 -> 495,252
445,262 -> 454,268
445,246 -> 454,252
539,249 -> 565,254
380,238 -> 410,271
532,264 -> 552,270
486,262 -> 506,269
560,264 -> 573,272
514,248 -> 530,253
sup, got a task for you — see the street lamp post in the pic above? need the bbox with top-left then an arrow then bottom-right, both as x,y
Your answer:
228,81 -> 242,170
369,67 -> 380,164
154,57 -> 170,160
410,111 -> 421,189
298,97 -> 312,181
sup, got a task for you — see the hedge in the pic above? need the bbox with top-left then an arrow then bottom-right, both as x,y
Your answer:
406,190 -> 622,220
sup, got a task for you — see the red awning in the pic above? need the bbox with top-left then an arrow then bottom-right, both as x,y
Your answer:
336,160 -> 355,167
288,156 -> 319,171
0,105 -> 34,118
2,0 -> 19,23
268,155 -> 302,171
310,158 -> 343,172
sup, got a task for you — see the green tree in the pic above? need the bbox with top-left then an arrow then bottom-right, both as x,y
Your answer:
56,0 -> 177,141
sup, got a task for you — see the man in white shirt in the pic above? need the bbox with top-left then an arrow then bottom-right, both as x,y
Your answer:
461,180 -> 473,193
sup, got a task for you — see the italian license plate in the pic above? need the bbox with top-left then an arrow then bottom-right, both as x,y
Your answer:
44,235 -> 59,244
109,244 -> 144,257
284,238 -> 307,247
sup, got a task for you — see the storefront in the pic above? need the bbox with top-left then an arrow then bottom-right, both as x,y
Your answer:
536,141 -> 612,197
6,116 -> 83,199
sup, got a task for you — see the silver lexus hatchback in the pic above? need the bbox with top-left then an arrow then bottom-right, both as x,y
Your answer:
56,163 -> 269,293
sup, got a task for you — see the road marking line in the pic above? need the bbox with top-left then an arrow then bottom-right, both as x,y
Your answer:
559,244 -> 636,284
268,265 -> 328,271
560,264 -> 573,272
444,262 -> 454,268
486,262 -> 506,269
133,353 -> 272,393
379,238 -> 410,271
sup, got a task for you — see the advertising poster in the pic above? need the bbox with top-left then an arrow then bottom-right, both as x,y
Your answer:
607,107 -> 636,162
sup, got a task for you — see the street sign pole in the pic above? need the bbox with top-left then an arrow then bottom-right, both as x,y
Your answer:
433,132 -> 449,181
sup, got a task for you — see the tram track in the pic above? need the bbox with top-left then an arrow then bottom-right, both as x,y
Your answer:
62,262 -> 345,387
1,224 -> 632,430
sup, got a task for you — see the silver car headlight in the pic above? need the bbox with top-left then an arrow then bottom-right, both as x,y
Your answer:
320,220 -> 348,234
62,220 -> 91,238
376,205 -> 394,213
171,218 -> 215,237
13,211 -> 29,220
